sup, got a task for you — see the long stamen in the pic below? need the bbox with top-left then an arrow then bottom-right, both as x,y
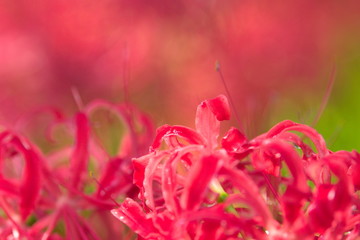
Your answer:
262,172 -> 280,203
311,65 -> 336,127
216,61 -> 245,133
122,44 -> 130,106
71,87 -> 84,111
89,171 -> 121,208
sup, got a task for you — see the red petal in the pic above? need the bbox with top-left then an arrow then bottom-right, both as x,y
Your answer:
266,120 -> 297,138
196,220 -> 222,240
19,146 -> 42,220
195,95 -> 230,148
220,166 -> 273,228
251,148 -> 281,176
132,154 -> 150,189
307,184 -> 334,233
161,153 -> 181,215
281,185 -> 307,225
181,155 -> 220,211
85,99 -> 154,155
151,125 -> 204,151
324,153 -> 353,211
96,157 -> 132,199
111,198 -> 157,238
0,177 -> 19,196
0,133 -> 43,220
266,120 -> 328,157
142,151 -> 168,209
221,127 -> 247,152
207,95 -> 231,121
195,101 -> 219,148
261,140 -> 308,194
351,162 -> 360,190
184,204 -> 256,238
70,113 -> 90,188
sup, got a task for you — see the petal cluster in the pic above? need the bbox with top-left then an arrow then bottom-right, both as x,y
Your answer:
0,101 -> 153,239
112,95 -> 360,240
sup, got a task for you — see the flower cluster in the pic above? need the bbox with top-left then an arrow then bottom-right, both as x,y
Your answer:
0,100 -> 153,239
112,95 -> 360,239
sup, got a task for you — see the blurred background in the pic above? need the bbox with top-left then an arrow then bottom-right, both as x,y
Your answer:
0,0 -> 360,151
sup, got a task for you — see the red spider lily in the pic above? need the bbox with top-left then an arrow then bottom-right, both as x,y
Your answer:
0,101 -> 153,239
0,132 -> 42,239
112,95 -> 360,240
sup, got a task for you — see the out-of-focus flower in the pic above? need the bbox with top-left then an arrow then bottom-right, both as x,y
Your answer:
112,95 -> 360,239
0,100 -> 154,239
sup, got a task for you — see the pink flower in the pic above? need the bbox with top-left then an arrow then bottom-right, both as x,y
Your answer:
0,100 -> 154,239
0,131 -> 42,239
112,95 -> 360,239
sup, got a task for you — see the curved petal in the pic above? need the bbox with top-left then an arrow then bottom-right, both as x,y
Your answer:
261,139 -> 309,194
180,155 -> 221,211
195,95 -> 230,149
151,125 -> 204,151
111,198 -> 158,239
221,127 -> 247,153
266,120 -> 328,157
70,113 -> 90,189
96,157 -> 132,199
0,133 -> 43,220
207,95 -> 231,121
132,154 -> 151,189
220,166 -> 274,228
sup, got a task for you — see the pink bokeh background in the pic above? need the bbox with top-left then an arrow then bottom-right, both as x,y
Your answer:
1,0 -> 359,135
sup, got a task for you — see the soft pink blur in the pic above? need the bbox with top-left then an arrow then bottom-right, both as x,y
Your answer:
0,0 -> 359,133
